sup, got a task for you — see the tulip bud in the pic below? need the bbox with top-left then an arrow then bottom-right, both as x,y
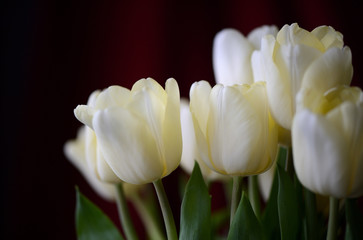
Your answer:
213,25 -> 278,86
292,86 -> 363,198
189,81 -> 277,176
252,23 -> 353,130
74,78 -> 182,185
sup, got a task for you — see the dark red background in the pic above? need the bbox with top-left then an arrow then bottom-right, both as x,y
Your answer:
1,0 -> 362,239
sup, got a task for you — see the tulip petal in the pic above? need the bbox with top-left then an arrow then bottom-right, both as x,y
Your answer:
93,108 -> 163,184
277,23 -> 324,51
131,78 -> 167,104
190,81 -> 212,135
180,99 -> 197,174
247,25 -> 278,49
96,147 -> 121,183
162,78 -> 182,176
95,86 -> 130,109
207,85 -> 262,175
74,105 -> 96,129
302,47 -> 353,92
326,102 -> 363,197
293,110 -> 350,198
213,29 -> 254,85
311,26 -> 343,49
257,36 -> 293,129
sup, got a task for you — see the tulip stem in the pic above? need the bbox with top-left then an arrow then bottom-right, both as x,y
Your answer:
248,175 -> 261,219
153,179 -> 178,240
230,176 -> 242,225
327,197 -> 339,240
115,183 -> 138,240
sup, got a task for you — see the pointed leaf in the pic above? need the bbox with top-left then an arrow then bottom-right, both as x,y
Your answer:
277,164 -> 302,240
228,192 -> 264,240
180,161 -> 211,240
76,188 -> 124,240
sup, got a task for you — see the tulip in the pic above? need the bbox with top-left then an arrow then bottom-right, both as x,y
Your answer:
74,78 -> 182,185
189,81 -> 277,176
64,127 -> 117,201
252,23 -> 353,130
179,98 -> 225,181
213,25 -> 278,86
292,86 -> 363,198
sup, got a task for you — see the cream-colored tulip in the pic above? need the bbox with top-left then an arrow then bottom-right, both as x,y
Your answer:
180,98 -> 225,181
74,78 -> 182,185
64,127 -> 117,201
292,86 -> 363,198
213,25 -> 278,85
189,81 -> 277,176
252,23 -> 353,130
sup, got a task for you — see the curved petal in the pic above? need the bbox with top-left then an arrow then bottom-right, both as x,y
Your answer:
131,78 -> 167,104
277,23 -> 325,51
302,47 -> 353,92
74,105 -> 96,129
207,85 -> 262,175
292,110 -> 350,198
213,28 -> 254,85
311,26 -> 343,49
95,86 -> 131,109
96,147 -> 122,183
64,127 -> 116,201
189,81 -> 212,135
247,25 -> 278,49
93,108 -> 163,184
327,101 -> 363,197
162,78 -> 182,176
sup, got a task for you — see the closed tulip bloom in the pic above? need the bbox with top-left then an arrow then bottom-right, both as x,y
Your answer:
189,81 -> 277,176
64,127 -> 117,201
293,86 -> 363,198
252,23 -> 353,129
213,25 -> 278,85
74,78 -> 182,185
180,98 -> 225,181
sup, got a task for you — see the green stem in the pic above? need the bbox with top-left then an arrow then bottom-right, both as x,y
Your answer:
153,179 -> 178,240
230,176 -> 242,225
131,194 -> 165,240
304,188 -> 318,240
115,183 -> 138,240
327,197 -> 339,240
248,175 -> 261,218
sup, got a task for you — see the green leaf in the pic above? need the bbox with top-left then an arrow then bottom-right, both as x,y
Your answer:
277,164 -> 302,240
180,161 -> 211,240
228,192 -> 264,240
345,198 -> 363,240
75,188 -> 124,240
261,166 -> 280,240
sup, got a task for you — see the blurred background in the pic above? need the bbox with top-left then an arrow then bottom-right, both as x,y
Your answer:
1,0 -> 362,239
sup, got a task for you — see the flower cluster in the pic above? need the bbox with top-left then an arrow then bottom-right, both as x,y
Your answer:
65,23 -> 363,240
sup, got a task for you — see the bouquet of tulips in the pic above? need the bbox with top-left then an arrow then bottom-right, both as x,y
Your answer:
65,23 -> 363,240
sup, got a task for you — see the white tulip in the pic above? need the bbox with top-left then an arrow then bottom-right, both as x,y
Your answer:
189,81 -> 277,176
74,78 -> 182,185
293,86 -> 363,198
252,23 -> 353,130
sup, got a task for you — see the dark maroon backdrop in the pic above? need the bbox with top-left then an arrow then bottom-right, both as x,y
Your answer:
1,0 -> 362,239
